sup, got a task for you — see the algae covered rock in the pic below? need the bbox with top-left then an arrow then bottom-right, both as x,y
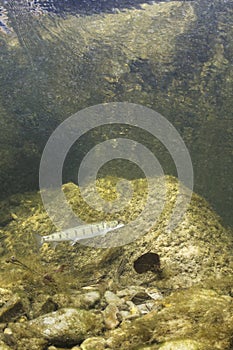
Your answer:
28,308 -> 103,346
5,308 -> 103,348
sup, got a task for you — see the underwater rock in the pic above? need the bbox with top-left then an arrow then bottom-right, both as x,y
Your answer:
0,293 -> 28,323
125,300 -> 141,319
158,339 -> 201,350
103,304 -> 120,330
67,290 -> 101,310
7,308 -> 103,348
15,337 -> 47,350
51,290 -> 100,310
47,346 -> 58,350
82,291 -> 101,308
136,302 -> 154,315
2,328 -> 15,348
80,336 -> 107,350
31,295 -> 58,318
28,308 -> 103,346
116,286 -> 162,303
104,290 -> 123,306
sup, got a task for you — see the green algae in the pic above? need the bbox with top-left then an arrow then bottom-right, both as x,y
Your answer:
104,287 -> 233,350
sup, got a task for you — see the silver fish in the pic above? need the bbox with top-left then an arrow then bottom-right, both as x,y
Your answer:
34,220 -> 124,247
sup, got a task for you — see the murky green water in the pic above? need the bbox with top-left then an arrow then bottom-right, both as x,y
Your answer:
0,0 -> 232,227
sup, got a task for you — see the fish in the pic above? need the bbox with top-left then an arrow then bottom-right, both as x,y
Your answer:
34,220 -> 124,248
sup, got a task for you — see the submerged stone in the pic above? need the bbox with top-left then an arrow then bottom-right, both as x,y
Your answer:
0,294 -> 28,323
30,308 -> 103,345
80,336 -> 106,350
104,291 -> 123,306
158,339 -> 201,350
103,304 -> 120,330
7,308 -> 104,348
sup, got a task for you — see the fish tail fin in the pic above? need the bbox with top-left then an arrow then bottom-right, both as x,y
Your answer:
33,233 -> 43,248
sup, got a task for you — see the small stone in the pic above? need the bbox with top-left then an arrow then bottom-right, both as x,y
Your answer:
32,295 -> 58,318
126,301 -> 140,318
18,316 -> 27,323
137,303 -> 151,315
47,346 -> 57,350
118,310 -> 131,320
131,292 -> 152,305
82,291 -> 100,308
116,286 -> 147,300
145,288 -> 163,300
3,328 -> 13,335
80,336 -> 106,350
103,304 -> 119,329
104,291 -> 123,306
0,294 -> 27,322
3,327 -> 15,345
17,337 -> 47,350
158,339 -> 201,350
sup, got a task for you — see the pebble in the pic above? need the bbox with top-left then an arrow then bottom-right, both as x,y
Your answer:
3,327 -> 15,345
103,304 -> 120,329
126,301 -> 140,318
104,291 -> 123,306
82,291 -> 101,308
80,336 -> 106,350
